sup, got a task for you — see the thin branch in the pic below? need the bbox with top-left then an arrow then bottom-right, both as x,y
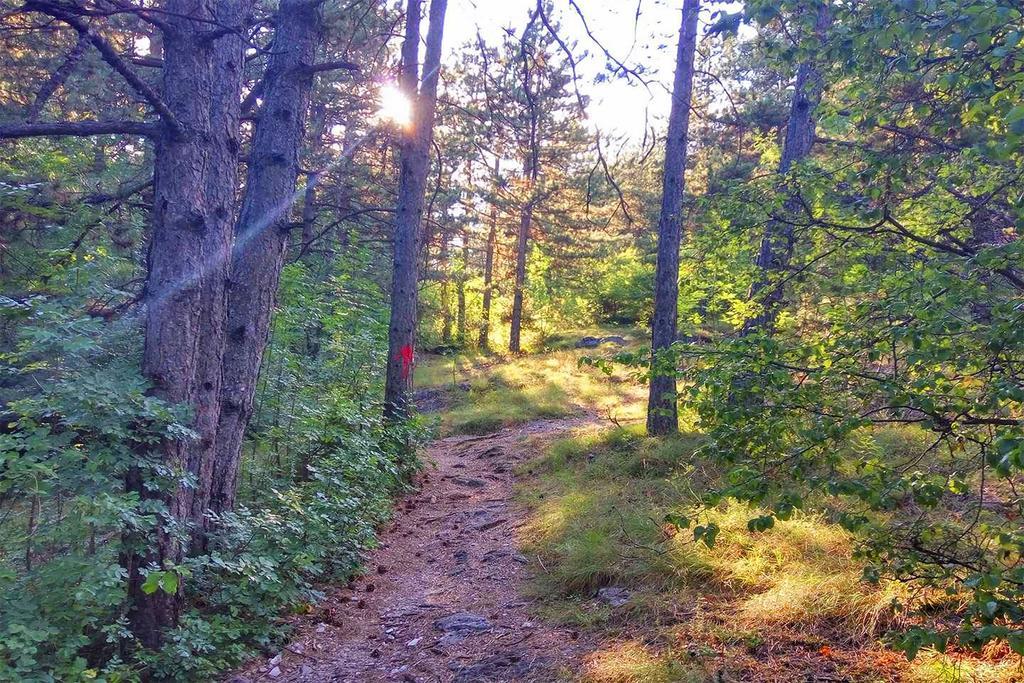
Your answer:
23,0 -> 183,135
27,33 -> 88,122
305,59 -> 360,73
0,120 -> 157,139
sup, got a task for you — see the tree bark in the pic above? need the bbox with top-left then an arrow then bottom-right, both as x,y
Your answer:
456,226 -> 468,345
509,197 -> 533,353
383,0 -> 448,420
209,0 -> 322,519
740,3 -> 829,336
646,0 -> 700,436
478,158 -> 499,349
440,228 -> 453,344
127,0 -> 248,648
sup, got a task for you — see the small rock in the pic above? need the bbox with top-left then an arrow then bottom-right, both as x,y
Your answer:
472,516 -> 507,532
269,653 -> 283,666
452,476 -> 487,488
451,651 -> 538,682
301,664 -> 313,676
434,612 -> 491,644
407,636 -> 422,647
268,666 -> 281,679
596,586 -> 631,607
477,446 -> 504,459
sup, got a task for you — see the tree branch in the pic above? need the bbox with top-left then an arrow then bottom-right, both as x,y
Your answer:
305,59 -> 360,73
27,33 -> 88,122
23,0 -> 184,135
0,120 -> 157,139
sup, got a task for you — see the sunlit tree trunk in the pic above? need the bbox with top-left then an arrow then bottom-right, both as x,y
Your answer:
457,226 -> 468,344
646,0 -> 700,436
509,196 -> 534,353
478,158 -> 499,349
384,0 -> 448,420
210,0 -> 322,518
440,228 -> 453,344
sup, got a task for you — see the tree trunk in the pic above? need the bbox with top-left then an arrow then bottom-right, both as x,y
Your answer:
646,0 -> 700,436
740,4 -> 829,336
209,0 -> 322,519
509,198 -> 533,353
456,226 -> 468,345
127,0 -> 248,648
478,158 -> 499,349
383,0 -> 448,420
440,229 -> 452,343
509,52 -> 540,354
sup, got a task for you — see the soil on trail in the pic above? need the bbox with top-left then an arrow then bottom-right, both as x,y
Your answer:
235,417 -> 596,683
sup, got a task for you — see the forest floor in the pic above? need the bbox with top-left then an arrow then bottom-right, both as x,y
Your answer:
234,344 -> 1022,683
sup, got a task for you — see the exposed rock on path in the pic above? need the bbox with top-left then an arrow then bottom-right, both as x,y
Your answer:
234,417 -> 596,682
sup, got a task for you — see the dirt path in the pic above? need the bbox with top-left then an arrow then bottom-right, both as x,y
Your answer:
234,417 -> 596,683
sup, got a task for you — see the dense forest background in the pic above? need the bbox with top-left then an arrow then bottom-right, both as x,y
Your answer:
0,0 -> 1021,680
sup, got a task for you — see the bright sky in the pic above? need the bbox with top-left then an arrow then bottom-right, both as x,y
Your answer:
443,0 -> 731,144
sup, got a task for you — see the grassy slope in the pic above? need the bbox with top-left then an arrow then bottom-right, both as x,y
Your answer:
432,342 -> 1020,682
416,330 -> 647,435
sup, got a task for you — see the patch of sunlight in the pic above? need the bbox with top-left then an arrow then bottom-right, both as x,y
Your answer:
580,641 -> 704,683
737,570 -> 898,633
522,426 -> 907,639
908,649 -> 1024,683
690,503 -> 905,632
438,345 -> 647,435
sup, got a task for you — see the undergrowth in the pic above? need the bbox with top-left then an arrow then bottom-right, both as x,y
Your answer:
518,425 -> 1022,683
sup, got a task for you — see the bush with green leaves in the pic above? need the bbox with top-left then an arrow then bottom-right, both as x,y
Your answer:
0,255 -> 424,681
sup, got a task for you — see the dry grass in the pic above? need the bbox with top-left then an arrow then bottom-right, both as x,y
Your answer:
418,345 -> 647,435
906,650 -> 1024,683
579,640 -> 704,683
515,425 -> 1007,682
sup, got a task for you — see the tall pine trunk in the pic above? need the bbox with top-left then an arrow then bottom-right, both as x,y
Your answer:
440,229 -> 453,344
740,3 -> 829,336
509,197 -> 533,353
128,0 -> 248,647
456,226 -> 468,345
383,0 -> 448,420
646,0 -> 700,436
210,0 -> 323,518
478,158 -> 499,349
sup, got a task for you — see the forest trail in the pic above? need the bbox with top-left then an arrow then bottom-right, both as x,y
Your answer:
235,415 -> 599,683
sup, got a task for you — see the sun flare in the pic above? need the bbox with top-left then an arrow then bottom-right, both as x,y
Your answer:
377,84 -> 413,127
